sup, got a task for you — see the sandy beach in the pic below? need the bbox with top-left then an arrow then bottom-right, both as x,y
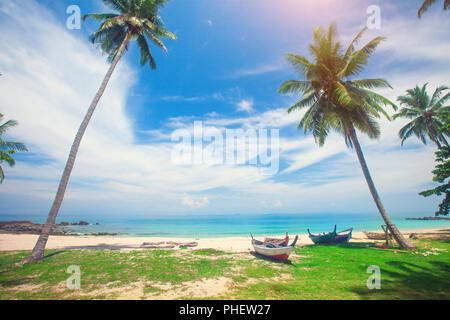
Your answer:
1,228 -> 448,253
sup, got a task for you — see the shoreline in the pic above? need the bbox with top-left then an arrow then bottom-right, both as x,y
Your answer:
1,227 -> 448,253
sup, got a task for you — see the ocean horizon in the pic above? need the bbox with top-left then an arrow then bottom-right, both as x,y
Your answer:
1,213 -> 449,238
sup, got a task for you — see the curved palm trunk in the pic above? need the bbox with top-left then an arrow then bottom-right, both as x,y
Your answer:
349,126 -> 416,250
14,32 -> 132,266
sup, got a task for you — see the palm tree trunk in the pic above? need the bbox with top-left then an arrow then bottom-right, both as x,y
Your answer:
14,32 -> 132,266
349,126 -> 416,250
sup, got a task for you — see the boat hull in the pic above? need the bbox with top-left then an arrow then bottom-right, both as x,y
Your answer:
362,230 -> 393,240
252,245 -> 295,262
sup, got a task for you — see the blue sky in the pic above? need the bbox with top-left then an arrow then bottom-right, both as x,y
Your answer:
0,0 -> 449,219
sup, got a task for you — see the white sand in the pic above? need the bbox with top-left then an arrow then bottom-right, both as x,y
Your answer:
0,228 -> 447,253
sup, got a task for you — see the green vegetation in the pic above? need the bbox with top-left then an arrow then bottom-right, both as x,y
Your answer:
278,23 -> 414,249
1,239 -> 449,300
418,112 -> 449,216
0,113 -> 28,183
420,147 -> 449,216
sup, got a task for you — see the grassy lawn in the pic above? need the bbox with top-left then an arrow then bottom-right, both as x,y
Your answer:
0,239 -> 449,300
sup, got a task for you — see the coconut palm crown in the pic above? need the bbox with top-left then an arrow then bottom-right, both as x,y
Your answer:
279,24 -> 397,147
83,0 -> 177,69
394,84 -> 449,148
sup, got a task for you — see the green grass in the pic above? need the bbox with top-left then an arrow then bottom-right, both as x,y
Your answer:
0,239 -> 449,300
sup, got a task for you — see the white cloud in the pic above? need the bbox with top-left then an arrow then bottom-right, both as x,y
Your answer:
228,63 -> 284,78
182,195 -> 209,209
160,92 -> 224,102
236,99 -> 254,113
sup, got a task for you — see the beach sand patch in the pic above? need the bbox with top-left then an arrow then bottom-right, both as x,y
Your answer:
145,277 -> 234,300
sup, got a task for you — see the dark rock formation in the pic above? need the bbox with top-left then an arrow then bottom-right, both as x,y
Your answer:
0,221 -> 68,236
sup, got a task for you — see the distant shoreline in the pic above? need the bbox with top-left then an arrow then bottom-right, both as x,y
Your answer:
0,221 -> 117,237
1,228 -> 448,252
1,219 -> 449,238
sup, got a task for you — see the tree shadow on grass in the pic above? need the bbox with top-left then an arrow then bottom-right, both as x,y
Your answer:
350,260 -> 450,300
250,251 -> 294,265
43,250 -> 65,259
0,277 -> 34,288
61,243 -> 142,250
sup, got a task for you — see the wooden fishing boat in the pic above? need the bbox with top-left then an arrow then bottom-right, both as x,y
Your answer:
308,225 -> 353,244
251,233 -> 298,262
361,227 -> 393,240
361,226 -> 393,240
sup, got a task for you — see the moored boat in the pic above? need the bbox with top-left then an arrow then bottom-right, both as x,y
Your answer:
251,233 -> 298,262
361,227 -> 393,240
308,225 -> 353,244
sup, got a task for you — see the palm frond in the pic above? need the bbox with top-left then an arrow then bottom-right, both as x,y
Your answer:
430,85 -> 449,106
82,13 -> 118,22
359,37 -> 386,56
0,120 -> 18,136
137,34 -> 156,69
287,92 -> 318,114
360,89 -> 398,112
0,141 -> 28,152
418,0 -> 437,18
338,50 -> 369,78
0,151 -> 16,167
432,92 -> 450,109
102,0 -> 127,13
285,54 -> 314,77
349,78 -> 392,90
343,27 -> 367,62
278,80 -> 312,95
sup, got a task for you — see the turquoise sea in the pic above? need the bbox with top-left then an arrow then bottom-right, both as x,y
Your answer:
1,214 -> 449,238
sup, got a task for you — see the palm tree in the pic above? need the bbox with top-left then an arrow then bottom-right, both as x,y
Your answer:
278,24 -> 416,249
394,84 -> 449,149
418,0 -> 450,18
0,113 -> 28,183
16,0 -> 176,266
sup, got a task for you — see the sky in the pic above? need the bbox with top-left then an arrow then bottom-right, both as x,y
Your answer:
0,0 -> 449,219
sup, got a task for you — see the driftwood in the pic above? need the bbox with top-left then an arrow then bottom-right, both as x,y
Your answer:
140,242 -> 175,249
140,241 -> 198,249
179,242 -> 198,248
361,227 -> 393,240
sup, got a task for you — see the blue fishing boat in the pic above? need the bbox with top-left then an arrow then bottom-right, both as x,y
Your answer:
308,225 -> 353,244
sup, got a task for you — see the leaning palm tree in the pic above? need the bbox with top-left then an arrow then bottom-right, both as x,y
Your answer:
394,84 -> 449,149
0,113 -> 28,183
16,0 -> 176,266
418,0 -> 450,18
278,24 -> 416,249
